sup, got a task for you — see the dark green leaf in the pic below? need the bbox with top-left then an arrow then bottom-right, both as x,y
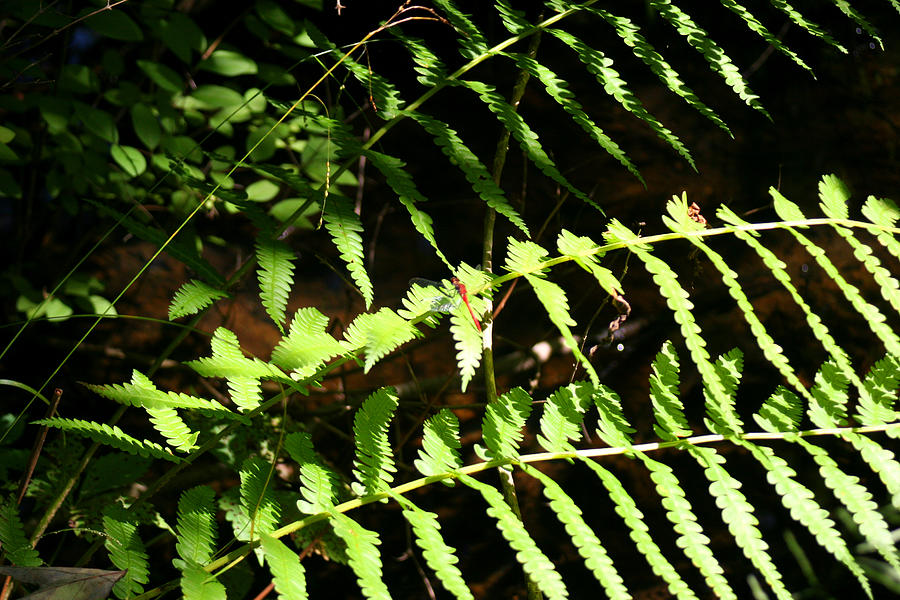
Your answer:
110,145 -> 147,178
85,10 -> 143,41
198,50 -> 258,76
137,60 -> 183,94
130,103 -> 161,150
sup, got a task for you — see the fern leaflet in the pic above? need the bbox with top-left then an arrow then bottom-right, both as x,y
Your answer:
341,308 -> 419,373
260,533 -> 308,600
330,510 -> 391,600
414,409 -> 463,479
322,195 -> 374,309
648,341 -> 692,440
174,486 -> 218,567
0,498 -> 41,566
36,417 -> 178,462
256,235 -> 296,333
239,457 -> 282,539
180,565 -> 226,600
284,432 -> 340,515
103,507 -> 150,599
270,308 -> 344,380
352,387 -> 399,496
169,279 -> 229,320
477,387 -> 532,462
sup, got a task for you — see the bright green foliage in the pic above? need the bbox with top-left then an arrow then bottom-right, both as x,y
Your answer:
169,280 -> 229,320
460,474 -> 568,600
181,565 -> 226,600
260,533 -> 308,600
0,498 -> 41,566
103,508 -> 150,599
592,384 -> 635,448
322,195 -> 373,309
256,235 -> 297,333
857,355 -> 900,426
556,230 -> 622,295
239,457 -> 282,538
36,418 -> 178,462
330,511 -> 391,600
414,409 -> 463,478
537,382 -> 591,454
175,486 -> 218,567
341,309 -> 419,373
284,432 -> 340,515
648,341 -> 691,440
477,387 -> 532,462
270,308 -> 344,380
352,388 -> 399,496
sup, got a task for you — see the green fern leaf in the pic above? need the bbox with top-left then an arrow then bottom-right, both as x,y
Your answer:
284,432 -> 340,514
36,417 -> 178,462
322,195 -> 374,308
169,279 -> 229,320
175,486 -> 218,566
548,27 -> 695,170
352,387 -> 399,496
828,0 -> 882,48
808,360 -> 850,428
772,187 -> 900,357
270,308 -> 344,380
648,341 -> 692,440
0,498 -> 41,566
341,308 -> 419,373
449,302 -> 484,392
259,533 -> 308,600
521,464 -> 630,600
180,565 -> 226,600
85,369 -> 234,416
505,239 -> 598,383
856,354 -> 900,426
256,235 -> 296,333
753,387 -> 802,433
649,0 -> 769,118
408,111 -> 528,235
635,452 -> 735,599
580,459 -> 699,599
392,493 -> 473,600
688,446 -> 791,599
587,6 -> 731,136
330,511 -> 391,600
537,382 -> 592,454
703,347 -> 745,435
103,507 -> 150,599
146,406 -> 198,452
239,457 -> 281,538
414,409 -> 463,478
556,230 -> 623,295
845,433 -> 900,510
510,52 -> 642,182
477,387 -> 532,462
605,220 -> 730,410
361,148 -> 451,267
737,439 -> 871,597
768,0 -> 847,53
796,437 -> 900,571
592,384 -> 635,448
717,0 -> 814,76
718,204 -> 866,403
460,474 -> 568,600
430,0 -> 489,59
390,32 -> 449,88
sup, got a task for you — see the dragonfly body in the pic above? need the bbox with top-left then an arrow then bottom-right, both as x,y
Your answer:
409,277 -> 482,332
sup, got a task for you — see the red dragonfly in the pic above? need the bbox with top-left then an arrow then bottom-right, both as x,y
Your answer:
408,277 -> 482,332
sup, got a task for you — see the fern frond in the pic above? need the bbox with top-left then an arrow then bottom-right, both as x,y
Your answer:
556,230 -> 623,296
635,452 -> 735,599
703,347 -> 745,435
352,388 -> 399,496
456,77 -> 598,211
284,432 -> 340,514
408,111 -> 528,235
509,52 -> 642,182
648,0 -> 769,119
146,406 -> 199,452
648,341 -> 692,440
768,0 -> 847,53
845,434 -> 900,509
449,300 -> 484,392
85,369 -> 233,416
716,0 -> 813,76
329,511 -> 391,600
175,486 -> 218,566
861,195 -> 900,259
103,508 -> 150,599
827,1 -> 882,48
0,498 -> 41,566
580,459 -> 699,600
430,0 -> 489,59
361,147 -> 451,267
459,474 -> 568,600
687,446 -> 790,599
259,533 -> 308,600
605,220 -> 729,409
392,493 -> 473,600
856,354 -> 900,426
547,27 -> 695,170
256,235 -> 296,333
809,359 -> 850,428
753,387 -> 802,432
818,175 -> 900,317
718,204 -> 865,402
736,439 -> 872,597
795,437 -> 900,571
414,409 -> 463,478
270,308 -> 344,380
322,195 -> 373,309
180,565 -> 226,600
169,279 -> 229,320
521,464 -> 630,600
239,457 -> 281,538
537,382 -> 591,454
772,187 -> 900,357
587,6 -> 732,137
592,384 -> 635,448
36,417 -> 178,462
477,387 -> 532,462
340,308 -> 419,373
505,239 -> 598,383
